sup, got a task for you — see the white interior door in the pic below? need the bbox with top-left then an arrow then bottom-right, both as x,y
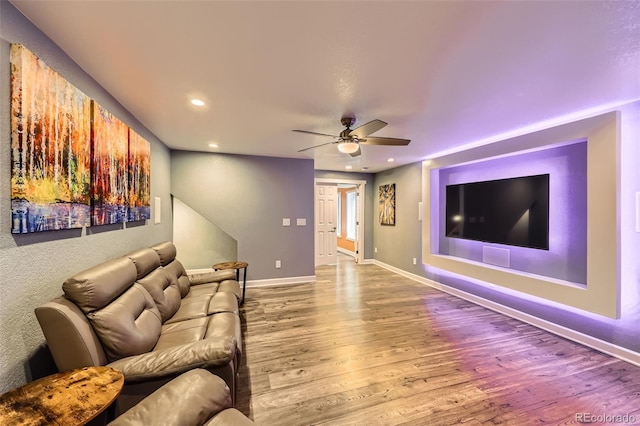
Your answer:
315,184 -> 337,266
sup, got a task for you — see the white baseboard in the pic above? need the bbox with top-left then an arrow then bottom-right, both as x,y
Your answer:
373,260 -> 640,368
247,275 -> 316,288
361,258 -> 375,265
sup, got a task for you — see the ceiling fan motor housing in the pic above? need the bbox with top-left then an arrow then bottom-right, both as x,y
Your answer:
341,116 -> 356,128
294,116 -> 409,157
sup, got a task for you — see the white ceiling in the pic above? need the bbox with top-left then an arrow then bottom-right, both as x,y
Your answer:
10,0 -> 640,173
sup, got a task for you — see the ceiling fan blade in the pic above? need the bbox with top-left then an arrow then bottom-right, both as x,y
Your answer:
297,141 -> 336,153
359,137 -> 410,146
349,119 -> 387,139
292,129 -> 339,138
348,146 -> 362,157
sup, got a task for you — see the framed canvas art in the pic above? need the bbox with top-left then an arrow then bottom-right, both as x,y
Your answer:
91,101 -> 129,225
127,129 -> 151,221
379,183 -> 396,226
10,44 -> 91,233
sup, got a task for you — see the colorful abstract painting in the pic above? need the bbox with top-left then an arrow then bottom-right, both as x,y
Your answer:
379,183 -> 396,226
128,129 -> 151,221
91,101 -> 129,225
10,44 -> 92,233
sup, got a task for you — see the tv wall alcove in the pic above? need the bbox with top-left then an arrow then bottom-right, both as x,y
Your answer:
422,111 -> 621,319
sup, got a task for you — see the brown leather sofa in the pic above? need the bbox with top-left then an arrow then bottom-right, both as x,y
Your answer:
35,242 -> 243,415
109,369 -> 255,426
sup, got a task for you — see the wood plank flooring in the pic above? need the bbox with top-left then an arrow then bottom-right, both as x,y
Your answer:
236,256 -> 640,425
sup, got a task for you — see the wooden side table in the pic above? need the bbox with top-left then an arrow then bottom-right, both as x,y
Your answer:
0,366 -> 124,425
213,261 -> 248,305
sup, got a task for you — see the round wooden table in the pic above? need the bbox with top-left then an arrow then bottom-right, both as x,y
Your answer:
0,366 -> 124,425
213,261 -> 248,305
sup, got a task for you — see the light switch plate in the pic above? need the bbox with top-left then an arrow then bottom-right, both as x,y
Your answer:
154,197 -> 161,224
283,218 -> 291,227
296,218 -> 306,226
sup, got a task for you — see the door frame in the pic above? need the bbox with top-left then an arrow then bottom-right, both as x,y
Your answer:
314,178 -> 367,264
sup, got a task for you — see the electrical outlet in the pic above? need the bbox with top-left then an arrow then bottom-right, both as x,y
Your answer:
374,247 -> 378,253
412,258 -> 417,265
275,260 -> 281,269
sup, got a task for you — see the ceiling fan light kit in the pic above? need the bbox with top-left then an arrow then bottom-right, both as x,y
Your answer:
294,116 -> 410,157
337,142 -> 360,154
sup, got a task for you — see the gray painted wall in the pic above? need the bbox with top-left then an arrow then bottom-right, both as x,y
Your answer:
373,163 -> 423,272
314,170 -> 375,259
171,151 -> 315,280
0,2 -> 173,392
373,158 -> 640,354
173,196 -> 238,270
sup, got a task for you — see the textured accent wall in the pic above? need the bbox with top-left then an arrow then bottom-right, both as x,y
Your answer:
0,2 -> 173,392
171,151 -> 315,280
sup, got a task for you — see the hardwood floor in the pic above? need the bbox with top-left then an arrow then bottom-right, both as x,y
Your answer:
236,255 -> 640,425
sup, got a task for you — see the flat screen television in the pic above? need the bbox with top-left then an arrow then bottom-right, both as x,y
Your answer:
445,174 -> 549,250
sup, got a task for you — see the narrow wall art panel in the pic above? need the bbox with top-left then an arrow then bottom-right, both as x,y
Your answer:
91,101 -> 129,225
379,183 -> 396,226
10,44 -> 92,233
127,129 -> 151,221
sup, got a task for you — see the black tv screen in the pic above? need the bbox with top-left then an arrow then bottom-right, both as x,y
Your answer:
445,174 -> 549,250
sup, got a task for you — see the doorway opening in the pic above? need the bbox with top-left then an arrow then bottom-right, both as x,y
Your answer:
314,178 -> 367,266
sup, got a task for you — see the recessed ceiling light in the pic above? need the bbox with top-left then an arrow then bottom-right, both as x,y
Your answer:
345,165 -> 353,170
208,143 -> 218,148
190,99 -> 205,107
387,158 -> 395,163
361,167 -> 369,171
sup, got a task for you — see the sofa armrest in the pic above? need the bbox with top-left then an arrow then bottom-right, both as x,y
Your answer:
189,269 -> 236,285
109,369 -> 232,426
107,336 -> 237,382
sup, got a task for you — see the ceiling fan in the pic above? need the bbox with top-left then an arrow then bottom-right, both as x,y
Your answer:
293,116 -> 410,157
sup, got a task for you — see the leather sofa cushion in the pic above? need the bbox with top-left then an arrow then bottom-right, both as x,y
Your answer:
88,284 -> 161,361
154,314 -> 240,359
204,313 -> 242,368
163,259 -> 191,298
63,257 -> 138,313
155,318 -> 208,352
136,268 -> 181,322
151,241 -> 177,267
190,270 -> 236,285
208,292 -> 238,315
106,337 -> 237,382
127,248 -> 162,280
203,313 -> 239,341
185,282 -> 219,299
161,292 -> 238,325
204,409 -> 256,426
218,280 -> 242,300
164,297 -> 210,324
